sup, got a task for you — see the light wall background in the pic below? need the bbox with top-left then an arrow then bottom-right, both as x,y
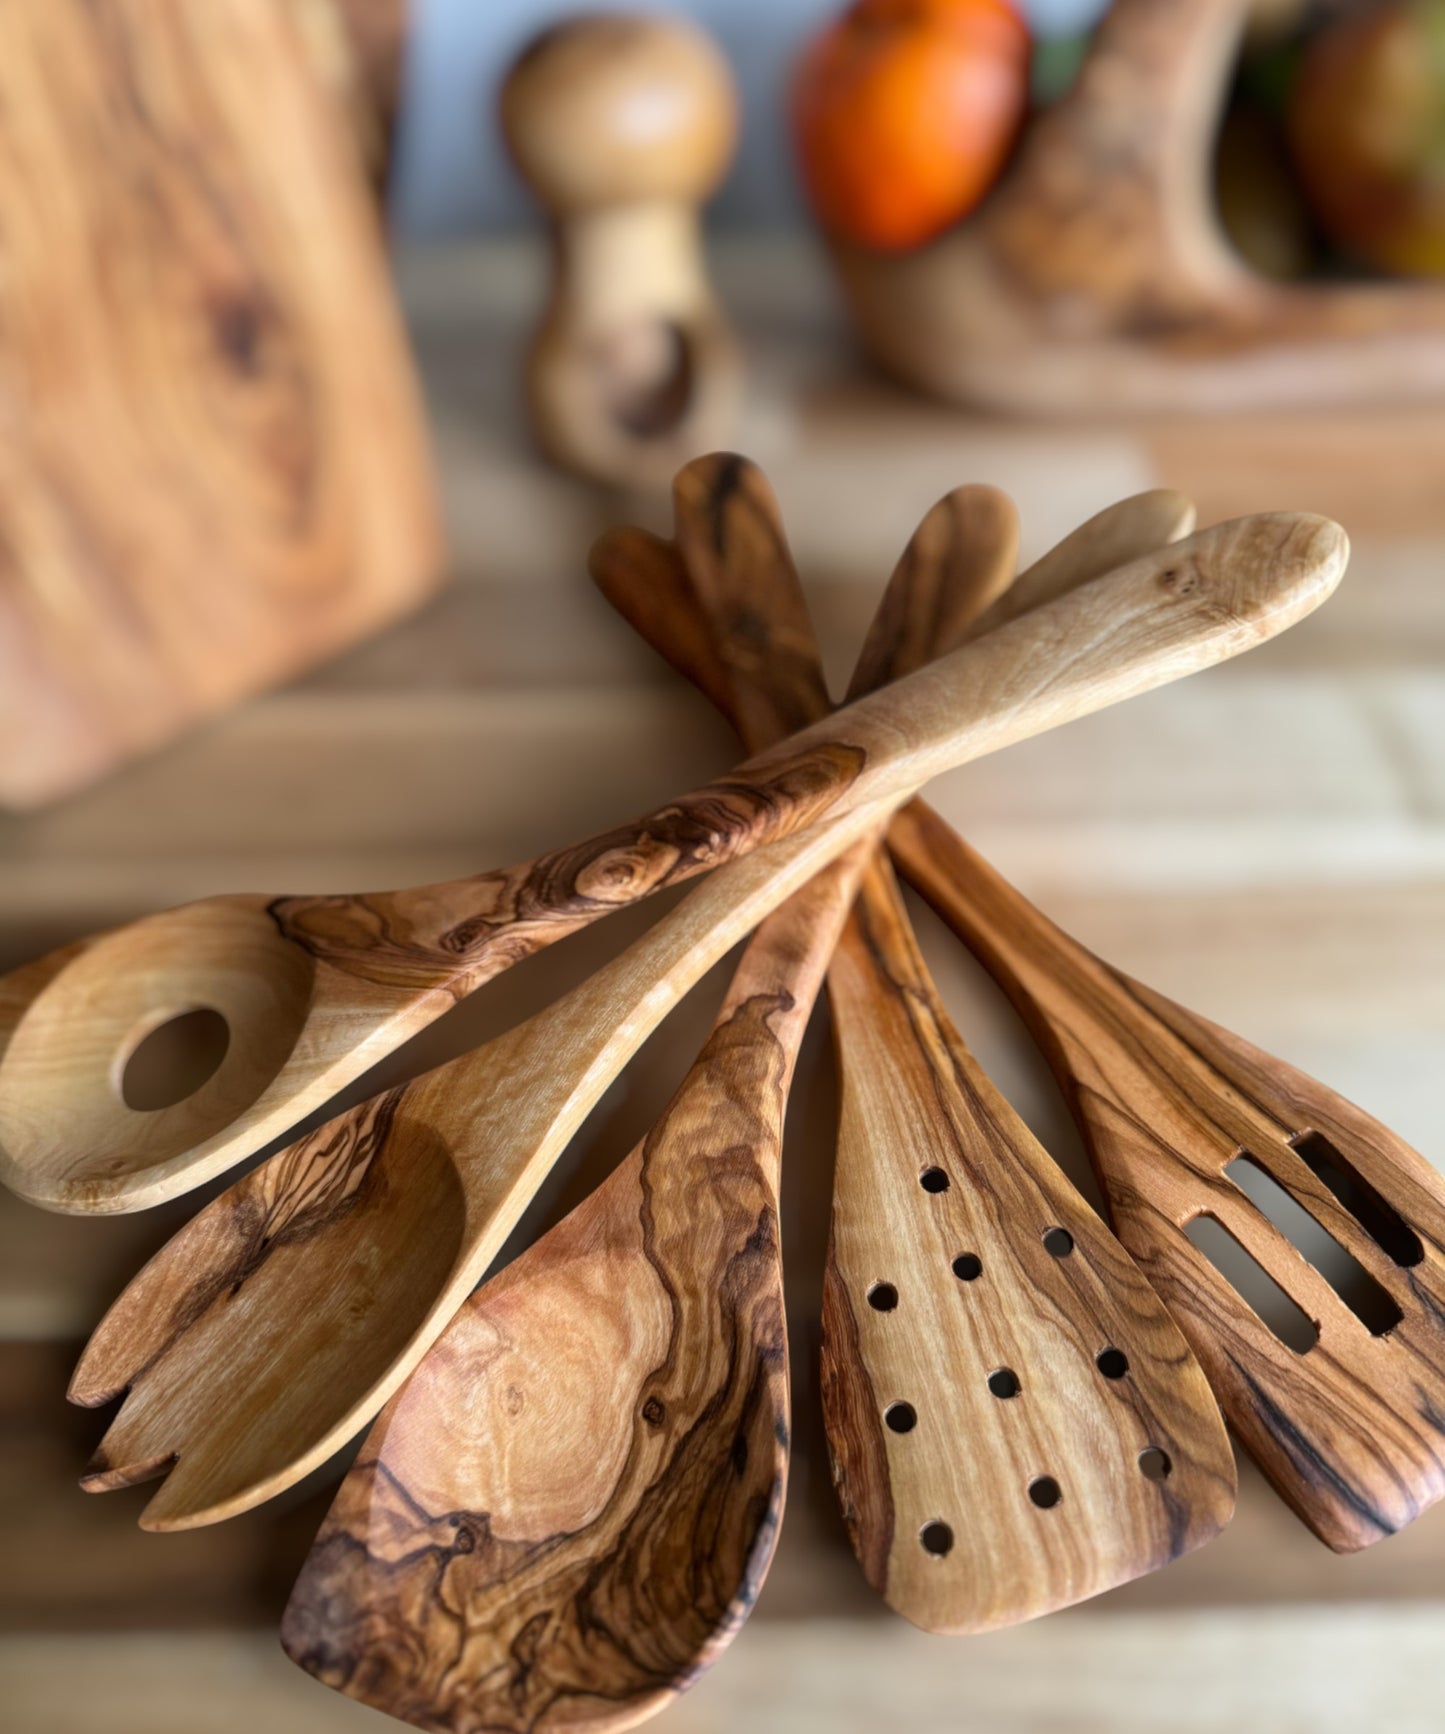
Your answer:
390,0 -> 1109,235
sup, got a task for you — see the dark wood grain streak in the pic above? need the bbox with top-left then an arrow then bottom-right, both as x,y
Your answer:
281,847 -> 872,1732
269,749 -> 865,992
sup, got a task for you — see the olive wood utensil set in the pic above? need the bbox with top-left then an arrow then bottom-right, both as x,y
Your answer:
11,452 -> 1445,1728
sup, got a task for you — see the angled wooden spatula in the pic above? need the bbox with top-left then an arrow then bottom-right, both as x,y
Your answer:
593,456 -> 1237,1632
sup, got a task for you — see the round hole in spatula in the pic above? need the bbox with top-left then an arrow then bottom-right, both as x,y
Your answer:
599,319 -> 695,437
1028,1475 -> 1063,1510
868,1282 -> 899,1311
1138,1447 -> 1173,1482
1042,1227 -> 1075,1257
919,1520 -> 954,1557
987,1368 -> 1021,1399
1096,1347 -> 1130,1380
121,1008 -> 231,1111
952,1253 -> 982,1281
919,1166 -> 950,1194
885,1402 -> 917,1434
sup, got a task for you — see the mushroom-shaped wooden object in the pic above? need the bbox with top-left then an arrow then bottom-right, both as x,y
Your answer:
501,13 -> 741,485
833,0 -> 1445,413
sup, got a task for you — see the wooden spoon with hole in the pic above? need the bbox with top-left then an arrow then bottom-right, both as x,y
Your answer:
0,475 -> 1323,1220
64,464 -> 1339,1533
280,837 -> 873,1734
592,456 -> 1237,1633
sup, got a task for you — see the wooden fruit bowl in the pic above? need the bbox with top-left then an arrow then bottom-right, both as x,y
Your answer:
832,0 -> 1445,414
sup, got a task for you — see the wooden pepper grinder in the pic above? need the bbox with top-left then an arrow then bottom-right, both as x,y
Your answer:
501,13 -> 741,487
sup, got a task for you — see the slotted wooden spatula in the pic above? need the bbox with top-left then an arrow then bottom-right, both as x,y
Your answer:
593,456 -> 1237,1632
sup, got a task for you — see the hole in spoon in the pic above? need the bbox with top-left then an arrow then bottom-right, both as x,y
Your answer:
1096,1347 -> 1129,1380
1042,1227 -> 1074,1257
867,1282 -> 899,1312
952,1253 -> 982,1281
885,1402 -> 917,1434
1139,1447 -> 1173,1481
920,1166 -> 950,1194
1028,1475 -> 1063,1509
120,1009 -> 231,1111
920,1520 -> 954,1556
987,1368 -> 1021,1399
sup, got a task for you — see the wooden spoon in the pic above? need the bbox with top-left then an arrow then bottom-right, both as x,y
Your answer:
280,841 -> 873,1734
0,471 -> 1316,1219
592,456 -> 1237,1632
66,462 -> 1338,1532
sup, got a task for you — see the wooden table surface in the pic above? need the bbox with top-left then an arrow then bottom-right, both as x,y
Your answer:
4,238 -> 1445,1732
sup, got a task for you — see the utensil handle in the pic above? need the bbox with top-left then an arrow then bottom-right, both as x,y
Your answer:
279,458 -> 1344,989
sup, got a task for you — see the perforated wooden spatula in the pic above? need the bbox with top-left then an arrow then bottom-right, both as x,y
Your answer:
593,456 -> 1238,1632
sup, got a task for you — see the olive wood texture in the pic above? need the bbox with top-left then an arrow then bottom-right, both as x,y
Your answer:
0,0 -> 442,810
593,457 -> 1236,1630
68,800 -> 894,1535
58,456 -> 1338,1533
0,464 -> 1340,1217
281,843 -> 873,1734
832,0 -> 1445,415
290,0 -> 408,190
895,808 -> 1445,1554
500,14 -> 740,486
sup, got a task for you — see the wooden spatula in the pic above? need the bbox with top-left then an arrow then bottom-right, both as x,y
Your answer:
592,456 -> 1236,1633
281,840 -> 873,1733
0,473 -> 1338,1217
65,468 -> 1328,1533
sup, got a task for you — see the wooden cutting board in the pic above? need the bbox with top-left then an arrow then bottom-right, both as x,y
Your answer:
0,0 -> 442,809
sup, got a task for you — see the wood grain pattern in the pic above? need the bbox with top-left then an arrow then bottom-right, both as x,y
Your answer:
66,799 -> 895,1533
894,803 -> 1445,1552
500,15 -> 740,486
0,0 -> 442,809
832,0 -> 1445,414
598,456 -> 1236,1630
289,0 -> 408,190
0,478 -> 1342,1215
280,845 -> 872,1733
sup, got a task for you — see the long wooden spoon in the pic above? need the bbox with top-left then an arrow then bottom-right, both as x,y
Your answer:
0,479 -> 1301,1217
66,464 -> 1341,1533
280,841 -> 873,1734
592,457 -> 1238,1633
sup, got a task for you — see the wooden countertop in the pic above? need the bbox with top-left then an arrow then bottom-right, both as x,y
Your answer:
4,237 -> 1445,1731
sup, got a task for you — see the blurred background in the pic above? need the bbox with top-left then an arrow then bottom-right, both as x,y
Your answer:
3,1 -> 1445,1730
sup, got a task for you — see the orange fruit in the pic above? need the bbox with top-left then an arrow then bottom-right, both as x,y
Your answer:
790,0 -> 1032,253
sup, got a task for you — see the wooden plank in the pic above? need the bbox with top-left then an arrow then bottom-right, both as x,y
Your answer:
0,668 -> 1429,873
7,1606 -> 1445,1733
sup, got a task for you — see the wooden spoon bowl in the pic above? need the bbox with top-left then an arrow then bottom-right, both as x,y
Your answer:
0,899 -> 315,1205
